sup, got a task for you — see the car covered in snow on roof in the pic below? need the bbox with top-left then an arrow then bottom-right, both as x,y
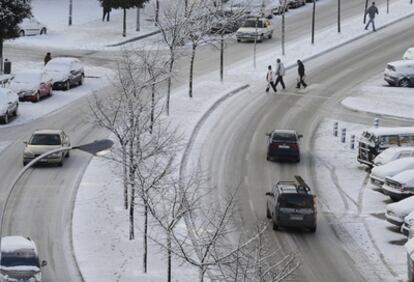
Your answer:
0,88 -> 19,124
384,60 -> 414,88
403,47 -> 414,60
386,196 -> 414,226
10,71 -> 53,102
44,57 -> 85,91
401,210 -> 414,236
370,158 -> 414,187
236,17 -> 273,42
18,17 -> 47,36
373,147 -> 414,166
382,169 -> 414,201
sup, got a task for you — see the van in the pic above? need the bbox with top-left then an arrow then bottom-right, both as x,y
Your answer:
384,60 -> 414,87
266,176 -> 317,232
357,127 -> 414,166
0,236 -> 46,282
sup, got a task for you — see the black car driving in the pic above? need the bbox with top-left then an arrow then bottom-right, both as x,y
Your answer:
266,129 -> 302,162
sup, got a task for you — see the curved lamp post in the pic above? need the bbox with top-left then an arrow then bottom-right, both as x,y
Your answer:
0,139 -> 114,252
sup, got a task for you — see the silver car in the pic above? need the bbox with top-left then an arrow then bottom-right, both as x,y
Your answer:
23,129 -> 71,166
384,60 -> 414,87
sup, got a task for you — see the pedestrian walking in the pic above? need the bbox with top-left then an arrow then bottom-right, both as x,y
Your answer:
275,58 -> 286,90
102,1 -> 112,22
265,65 -> 277,93
44,52 -> 51,65
296,59 -> 307,89
364,2 -> 379,32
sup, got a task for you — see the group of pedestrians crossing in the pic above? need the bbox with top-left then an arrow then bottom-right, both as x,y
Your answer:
265,59 -> 307,93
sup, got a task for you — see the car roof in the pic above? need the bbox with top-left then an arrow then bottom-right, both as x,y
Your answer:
388,60 -> 414,67
272,129 -> 297,135
364,127 -> 414,136
1,236 -> 36,253
33,129 -> 63,135
47,57 -> 79,64
276,176 -> 312,195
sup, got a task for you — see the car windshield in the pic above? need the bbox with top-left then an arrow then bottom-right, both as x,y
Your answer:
1,253 -> 40,268
272,132 -> 296,142
279,194 -> 313,208
14,73 -> 41,84
243,20 -> 264,28
29,134 -> 61,145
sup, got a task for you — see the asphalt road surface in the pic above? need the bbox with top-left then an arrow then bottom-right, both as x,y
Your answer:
0,1 -> 411,281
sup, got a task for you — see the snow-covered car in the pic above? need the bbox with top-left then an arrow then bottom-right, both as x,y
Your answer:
384,60 -> 414,87
406,237 -> 414,281
44,57 -> 85,90
287,0 -> 306,9
370,158 -> 414,187
403,47 -> 414,60
401,210 -> 414,236
271,2 -> 289,15
373,147 -> 414,166
10,71 -> 53,102
0,236 -> 47,282
385,196 -> 414,226
18,17 -> 47,36
236,18 -> 273,42
383,169 -> 414,201
0,88 -> 19,124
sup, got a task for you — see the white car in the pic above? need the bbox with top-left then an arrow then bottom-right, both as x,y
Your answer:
0,88 -> 19,124
403,47 -> 414,60
401,210 -> 414,236
382,169 -> 414,201
373,147 -> 414,166
18,17 -> 47,36
384,60 -> 414,87
370,158 -> 414,187
386,195 -> 414,226
236,18 -> 273,42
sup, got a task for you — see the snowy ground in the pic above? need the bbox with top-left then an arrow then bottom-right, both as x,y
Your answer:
342,74 -> 414,120
313,119 -> 408,280
71,3 -> 414,282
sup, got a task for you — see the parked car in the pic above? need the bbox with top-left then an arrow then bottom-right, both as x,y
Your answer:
385,196 -> 414,226
0,88 -> 19,124
23,129 -> 71,166
406,237 -> 414,281
266,129 -> 302,162
384,60 -> 414,87
236,18 -> 273,42
266,176 -> 317,232
403,47 -> 414,60
373,147 -> 414,166
44,57 -> 85,90
287,0 -> 306,9
370,158 -> 414,187
382,169 -> 414,201
271,3 -> 289,15
0,236 -> 46,282
18,17 -> 47,36
401,210 -> 414,236
358,127 -> 414,166
10,71 -> 52,102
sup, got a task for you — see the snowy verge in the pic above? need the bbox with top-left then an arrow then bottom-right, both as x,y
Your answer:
341,75 -> 414,120
313,119 -> 407,280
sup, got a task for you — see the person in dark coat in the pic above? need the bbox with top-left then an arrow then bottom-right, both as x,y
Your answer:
44,52 -> 51,65
265,65 -> 277,93
102,1 -> 112,22
364,2 -> 379,32
296,60 -> 307,89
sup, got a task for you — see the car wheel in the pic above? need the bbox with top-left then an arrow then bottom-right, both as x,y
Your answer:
310,226 -> 316,233
79,74 -> 84,86
66,151 -> 70,158
23,161 -> 27,166
48,89 -> 53,96
266,206 -> 271,219
13,105 -> 18,117
399,78 -> 410,87
35,92 -> 40,102
3,112 -> 8,124
237,38 -> 241,42
58,158 -> 64,167
19,30 -> 25,37
272,221 -> 279,231
258,35 -> 264,42
65,80 -> 70,91
40,28 -> 47,35
266,155 -> 271,161
268,32 -> 273,39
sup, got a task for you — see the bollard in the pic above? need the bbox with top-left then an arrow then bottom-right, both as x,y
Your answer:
374,118 -> 379,128
341,128 -> 346,143
333,122 -> 338,137
350,135 -> 355,149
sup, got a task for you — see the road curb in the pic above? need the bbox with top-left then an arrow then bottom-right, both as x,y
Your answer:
105,30 -> 160,47
341,101 -> 414,122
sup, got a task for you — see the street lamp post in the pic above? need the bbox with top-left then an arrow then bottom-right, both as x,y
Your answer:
69,0 -> 73,26
0,139 -> 113,252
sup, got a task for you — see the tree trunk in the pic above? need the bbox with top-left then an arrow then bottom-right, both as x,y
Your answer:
386,0 -> 389,14
123,8 -> 127,37
150,82 -> 155,134
282,8 -> 285,55
166,52 -> 174,116
129,185 -> 135,240
253,17 -> 258,68
199,268 -> 206,282
155,0 -> 160,25
136,8 -> 140,31
311,0 -> 316,44
337,0 -> 341,33
123,147 -> 128,210
0,39 -> 3,74
363,0 -> 368,23
143,204 -> 148,273
189,43 -> 197,98
167,232 -> 172,282
220,34 -> 224,82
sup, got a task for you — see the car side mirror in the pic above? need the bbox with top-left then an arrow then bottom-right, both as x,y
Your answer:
265,132 -> 271,137
23,141 -> 27,145
41,260 -> 47,267
298,134 -> 303,139
265,192 -> 274,196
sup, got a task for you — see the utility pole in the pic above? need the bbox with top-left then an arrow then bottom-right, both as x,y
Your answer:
311,0 -> 316,44
337,0 -> 341,33
281,0 -> 287,55
363,0 -> 368,24
136,8 -> 140,31
69,0 -> 73,26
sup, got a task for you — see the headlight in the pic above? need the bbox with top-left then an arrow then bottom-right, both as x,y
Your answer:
386,209 -> 395,217
49,153 -> 61,158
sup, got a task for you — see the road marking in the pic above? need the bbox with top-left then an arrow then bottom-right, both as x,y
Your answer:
244,175 -> 249,185
249,199 -> 255,213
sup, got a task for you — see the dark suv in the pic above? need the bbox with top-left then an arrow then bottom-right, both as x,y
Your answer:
266,129 -> 302,162
266,176 -> 317,232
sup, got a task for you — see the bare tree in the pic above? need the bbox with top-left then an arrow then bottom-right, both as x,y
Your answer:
156,0 -> 188,115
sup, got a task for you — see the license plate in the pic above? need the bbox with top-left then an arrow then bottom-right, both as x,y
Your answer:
278,145 -> 290,149
290,214 -> 303,220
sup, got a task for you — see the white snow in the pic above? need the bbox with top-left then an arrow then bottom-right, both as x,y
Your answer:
387,169 -> 414,187
371,158 -> 414,184
1,236 -> 37,253
374,147 -> 414,166
387,196 -> 414,219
